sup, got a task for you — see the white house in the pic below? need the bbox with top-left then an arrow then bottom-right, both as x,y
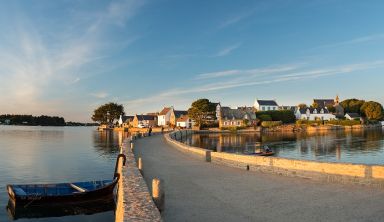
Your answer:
345,113 -> 361,121
295,107 -> 336,121
158,107 -> 173,126
176,115 -> 194,128
254,99 -> 279,111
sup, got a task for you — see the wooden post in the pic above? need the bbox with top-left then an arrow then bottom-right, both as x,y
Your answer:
138,157 -> 143,173
130,142 -> 134,151
205,150 -> 211,162
152,178 -> 164,212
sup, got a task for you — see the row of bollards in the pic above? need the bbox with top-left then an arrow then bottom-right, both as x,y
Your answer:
128,135 -> 165,213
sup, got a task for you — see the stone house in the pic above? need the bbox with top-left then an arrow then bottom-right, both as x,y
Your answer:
132,114 -> 157,128
216,104 -> 257,128
170,110 -> 188,126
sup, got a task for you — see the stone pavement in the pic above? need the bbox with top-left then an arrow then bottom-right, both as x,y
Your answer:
133,135 -> 384,222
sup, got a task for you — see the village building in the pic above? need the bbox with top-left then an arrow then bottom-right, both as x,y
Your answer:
313,95 -> 344,118
216,103 -> 257,128
295,107 -> 336,121
176,115 -> 194,128
254,99 -> 279,111
170,110 -> 188,126
132,114 -> 157,128
345,113 -> 362,121
122,116 -> 134,128
158,107 -> 173,126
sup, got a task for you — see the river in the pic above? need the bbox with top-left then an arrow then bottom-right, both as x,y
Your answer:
0,126 -> 127,222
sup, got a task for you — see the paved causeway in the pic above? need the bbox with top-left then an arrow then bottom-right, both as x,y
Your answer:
133,135 -> 384,222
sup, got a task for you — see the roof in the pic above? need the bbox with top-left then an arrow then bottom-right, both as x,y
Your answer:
177,115 -> 190,122
257,100 -> 278,106
136,115 -> 156,121
298,108 -> 330,114
313,99 -> 334,108
159,107 -> 172,115
173,110 -> 188,118
122,116 -> 134,122
346,113 -> 361,118
220,108 -> 256,120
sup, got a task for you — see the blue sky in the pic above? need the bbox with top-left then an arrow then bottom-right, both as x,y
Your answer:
1,0 -> 384,121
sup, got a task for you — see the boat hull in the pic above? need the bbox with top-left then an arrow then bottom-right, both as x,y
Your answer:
7,178 -> 118,207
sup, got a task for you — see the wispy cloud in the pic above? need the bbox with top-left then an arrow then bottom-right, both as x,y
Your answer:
213,43 -> 241,57
0,0 -> 144,119
124,60 -> 384,113
219,10 -> 255,29
90,91 -> 109,99
315,33 -> 384,49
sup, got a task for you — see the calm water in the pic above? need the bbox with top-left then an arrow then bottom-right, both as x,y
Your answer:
180,129 -> 384,165
0,126 -> 127,222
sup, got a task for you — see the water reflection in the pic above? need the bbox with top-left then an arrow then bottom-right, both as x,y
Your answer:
93,131 -> 129,157
181,129 -> 384,165
6,197 -> 115,220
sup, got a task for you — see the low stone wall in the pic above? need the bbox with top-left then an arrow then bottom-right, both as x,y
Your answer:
165,131 -> 384,188
115,138 -> 162,222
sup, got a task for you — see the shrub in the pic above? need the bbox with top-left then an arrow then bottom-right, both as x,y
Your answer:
261,121 -> 282,128
220,126 -> 246,131
327,119 -> 361,126
258,114 -> 272,121
296,119 -> 322,126
256,110 -> 296,123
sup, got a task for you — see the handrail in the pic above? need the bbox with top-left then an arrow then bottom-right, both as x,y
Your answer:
114,154 -> 126,180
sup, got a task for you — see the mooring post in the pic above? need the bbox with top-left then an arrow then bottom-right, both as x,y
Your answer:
138,157 -> 143,174
130,142 -> 134,151
205,150 -> 211,162
152,178 -> 164,212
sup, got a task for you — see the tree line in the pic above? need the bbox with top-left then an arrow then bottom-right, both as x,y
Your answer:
0,115 -> 66,126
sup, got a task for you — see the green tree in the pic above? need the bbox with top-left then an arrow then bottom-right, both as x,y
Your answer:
187,99 -> 216,126
360,101 -> 384,120
92,102 -> 125,124
341,98 -> 365,114
326,104 -> 336,113
311,102 -> 319,109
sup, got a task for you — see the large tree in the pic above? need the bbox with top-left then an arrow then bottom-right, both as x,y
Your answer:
341,98 -> 365,114
92,102 -> 125,124
360,101 -> 384,120
187,98 -> 216,126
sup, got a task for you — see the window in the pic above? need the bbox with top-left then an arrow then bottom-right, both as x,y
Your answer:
268,107 -> 271,111
262,107 -> 265,111
273,107 -> 276,110
237,121 -> 240,125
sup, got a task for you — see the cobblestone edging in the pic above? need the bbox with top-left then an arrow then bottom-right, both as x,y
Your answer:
115,138 -> 162,222
165,130 -> 384,188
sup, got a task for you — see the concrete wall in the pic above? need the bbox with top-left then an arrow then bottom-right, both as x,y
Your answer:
115,138 -> 162,222
165,130 -> 384,188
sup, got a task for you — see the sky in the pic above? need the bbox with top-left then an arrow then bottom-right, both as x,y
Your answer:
0,0 -> 384,122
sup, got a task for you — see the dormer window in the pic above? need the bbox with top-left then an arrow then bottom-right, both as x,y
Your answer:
313,109 -> 317,114
320,108 -> 324,114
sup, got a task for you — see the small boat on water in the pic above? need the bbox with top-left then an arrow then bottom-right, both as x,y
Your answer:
248,145 -> 275,156
6,154 -> 126,207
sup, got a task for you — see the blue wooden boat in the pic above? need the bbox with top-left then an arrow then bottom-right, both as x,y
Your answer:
6,154 -> 126,207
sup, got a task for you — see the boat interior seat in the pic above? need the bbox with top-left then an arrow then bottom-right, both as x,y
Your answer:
70,183 -> 87,193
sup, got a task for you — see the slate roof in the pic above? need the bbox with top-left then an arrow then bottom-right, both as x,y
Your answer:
346,113 -> 360,118
159,107 -> 172,115
257,100 -> 278,106
313,99 -> 334,108
220,108 -> 256,120
173,110 -> 188,118
123,116 -> 134,122
136,115 -> 156,121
